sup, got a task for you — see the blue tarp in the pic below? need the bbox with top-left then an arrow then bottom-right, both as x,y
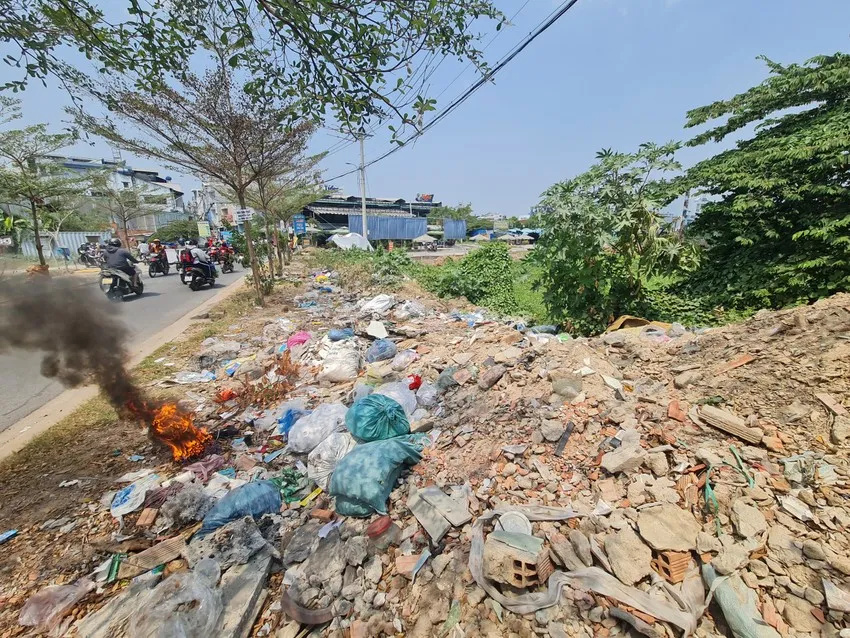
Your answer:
443,219 -> 467,240
347,215 -> 426,240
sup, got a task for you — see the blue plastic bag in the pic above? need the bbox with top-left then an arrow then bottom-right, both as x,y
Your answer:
365,339 -> 397,363
328,328 -> 354,341
329,435 -> 425,517
277,408 -> 310,437
345,394 -> 410,442
197,480 -> 281,537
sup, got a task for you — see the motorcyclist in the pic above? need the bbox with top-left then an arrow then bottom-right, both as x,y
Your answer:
187,238 -> 217,278
103,238 -> 141,287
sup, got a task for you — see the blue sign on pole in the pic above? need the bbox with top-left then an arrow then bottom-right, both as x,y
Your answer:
293,214 -> 307,236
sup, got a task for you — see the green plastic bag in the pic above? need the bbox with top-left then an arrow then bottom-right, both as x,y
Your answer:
345,394 -> 410,443
329,435 -> 425,517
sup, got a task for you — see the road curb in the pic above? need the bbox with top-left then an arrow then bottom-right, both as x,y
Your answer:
0,276 -> 247,461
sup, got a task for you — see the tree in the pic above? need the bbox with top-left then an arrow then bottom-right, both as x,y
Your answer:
534,143 -> 697,335
72,62 -> 312,305
683,53 -> 850,310
246,180 -> 321,275
2,1 -> 502,138
155,219 -> 199,243
95,182 -> 163,245
0,99 -> 89,267
428,202 -> 473,222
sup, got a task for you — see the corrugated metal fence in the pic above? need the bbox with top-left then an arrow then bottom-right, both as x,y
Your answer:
443,219 -> 467,240
21,231 -> 112,259
347,215 -> 426,240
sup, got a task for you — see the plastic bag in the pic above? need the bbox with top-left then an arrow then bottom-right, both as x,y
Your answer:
129,559 -> 222,638
436,367 -> 458,391
416,382 -> 438,407
374,381 -> 417,416
288,403 -> 348,453
111,473 -> 160,518
307,432 -> 358,490
345,394 -> 410,442
353,380 -> 374,402
277,407 -> 310,437
252,398 -> 306,432
329,435 -> 425,517
318,340 -> 361,382
360,294 -> 395,316
198,480 -> 281,537
391,349 -> 419,371
365,338 -> 397,363
19,578 -> 94,633
286,331 -> 311,349
328,328 -> 354,341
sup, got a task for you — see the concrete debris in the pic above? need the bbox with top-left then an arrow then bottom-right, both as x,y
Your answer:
605,526 -> 652,585
730,501 -> 768,537
637,504 -> 701,551
187,516 -> 276,572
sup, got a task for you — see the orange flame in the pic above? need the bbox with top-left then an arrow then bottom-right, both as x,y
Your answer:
129,401 -> 212,462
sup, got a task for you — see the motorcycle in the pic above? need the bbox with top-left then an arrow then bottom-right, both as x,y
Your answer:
219,248 -> 236,274
148,251 -> 170,277
183,260 -> 218,291
178,247 -> 194,284
77,245 -> 103,267
100,266 -> 144,300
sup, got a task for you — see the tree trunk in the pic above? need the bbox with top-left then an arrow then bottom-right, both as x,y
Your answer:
283,232 -> 292,265
122,216 -> 130,249
238,193 -> 263,306
29,199 -> 46,267
264,216 -> 275,280
276,231 -> 284,272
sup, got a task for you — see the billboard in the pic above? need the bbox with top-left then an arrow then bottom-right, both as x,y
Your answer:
493,219 -> 509,231
415,193 -> 434,202
197,221 -> 211,238
292,213 -> 307,236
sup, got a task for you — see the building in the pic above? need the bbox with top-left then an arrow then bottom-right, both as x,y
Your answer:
41,155 -> 191,235
189,183 -> 237,230
305,194 -> 442,232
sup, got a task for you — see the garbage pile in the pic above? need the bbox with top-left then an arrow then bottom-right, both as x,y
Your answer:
4,267 -> 850,638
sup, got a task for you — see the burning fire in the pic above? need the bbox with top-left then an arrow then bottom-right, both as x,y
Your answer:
129,401 -> 212,462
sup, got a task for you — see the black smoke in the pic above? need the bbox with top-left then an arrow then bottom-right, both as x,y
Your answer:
0,276 -> 142,410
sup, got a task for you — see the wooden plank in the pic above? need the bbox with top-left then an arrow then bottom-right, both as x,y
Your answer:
407,489 -> 451,541
117,535 -> 186,579
715,353 -> 756,375
696,405 -> 763,445
816,392 -> 848,417
418,486 -> 472,527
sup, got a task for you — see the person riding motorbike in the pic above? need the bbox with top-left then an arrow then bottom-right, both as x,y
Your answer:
103,238 -> 141,287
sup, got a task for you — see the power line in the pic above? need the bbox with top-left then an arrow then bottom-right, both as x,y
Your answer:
315,1 -> 530,163
323,0 -> 581,183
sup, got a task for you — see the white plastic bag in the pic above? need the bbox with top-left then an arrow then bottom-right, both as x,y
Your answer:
288,403 -> 348,453
129,559 -> 222,638
416,383 -> 438,407
391,349 -> 419,371
374,382 -> 417,417
318,341 -> 361,382
359,294 -> 395,316
308,432 -> 358,490
111,473 -> 160,518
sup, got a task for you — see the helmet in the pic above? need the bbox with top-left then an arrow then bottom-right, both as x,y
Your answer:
151,238 -> 161,243
108,238 -> 122,247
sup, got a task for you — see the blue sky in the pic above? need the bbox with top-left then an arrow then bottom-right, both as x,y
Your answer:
9,0 -> 850,216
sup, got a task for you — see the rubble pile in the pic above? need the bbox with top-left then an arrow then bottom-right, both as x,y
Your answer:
2,267 -> 850,638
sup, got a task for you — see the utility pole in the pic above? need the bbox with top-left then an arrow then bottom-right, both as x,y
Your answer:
359,131 -> 368,243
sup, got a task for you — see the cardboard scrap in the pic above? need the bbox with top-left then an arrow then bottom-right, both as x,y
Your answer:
117,535 -> 186,579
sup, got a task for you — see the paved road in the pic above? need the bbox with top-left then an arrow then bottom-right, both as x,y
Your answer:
0,267 -> 245,433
